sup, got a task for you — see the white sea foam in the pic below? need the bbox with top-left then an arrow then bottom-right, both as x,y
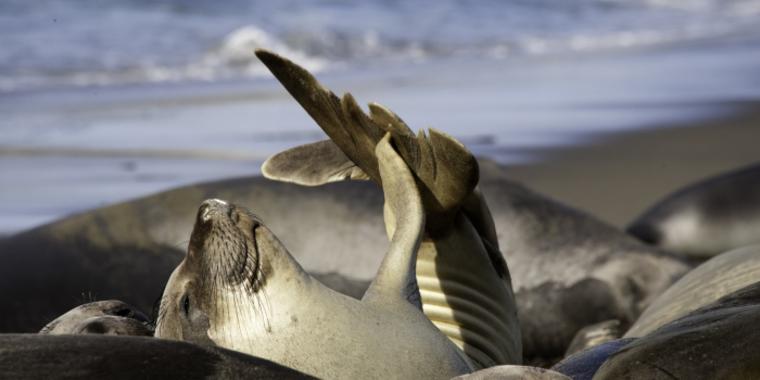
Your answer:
3,0 -> 760,93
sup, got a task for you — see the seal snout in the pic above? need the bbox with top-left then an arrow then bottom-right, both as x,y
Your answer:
198,198 -> 231,223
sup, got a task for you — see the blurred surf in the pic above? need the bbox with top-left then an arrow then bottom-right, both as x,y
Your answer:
2,0 -> 760,92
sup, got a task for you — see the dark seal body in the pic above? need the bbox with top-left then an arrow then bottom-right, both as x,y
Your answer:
0,334 -> 314,379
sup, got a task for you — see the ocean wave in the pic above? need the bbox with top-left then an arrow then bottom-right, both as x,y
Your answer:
0,25 -> 328,92
2,0 -> 760,92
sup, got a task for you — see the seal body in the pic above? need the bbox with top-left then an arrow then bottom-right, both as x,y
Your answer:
0,334 -> 314,379
0,163 -> 689,362
595,281 -> 760,379
550,338 -> 634,380
155,137 -> 472,379
625,244 -> 760,337
627,163 -> 760,257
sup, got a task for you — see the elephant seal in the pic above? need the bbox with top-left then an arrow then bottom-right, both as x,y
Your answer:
155,136 -> 473,379
39,300 -> 152,336
256,48 -> 520,367
627,162 -> 760,257
0,334 -> 314,379
595,281 -> 760,379
0,56 -> 690,364
625,244 -> 760,337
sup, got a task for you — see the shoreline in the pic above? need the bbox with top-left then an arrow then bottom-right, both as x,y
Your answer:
504,100 -> 760,227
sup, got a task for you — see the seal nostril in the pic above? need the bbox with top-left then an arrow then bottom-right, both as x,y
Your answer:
198,204 -> 210,222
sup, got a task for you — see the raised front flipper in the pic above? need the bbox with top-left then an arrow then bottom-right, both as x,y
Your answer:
262,139 -> 369,186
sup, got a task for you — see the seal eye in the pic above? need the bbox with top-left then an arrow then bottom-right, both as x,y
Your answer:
181,294 -> 191,316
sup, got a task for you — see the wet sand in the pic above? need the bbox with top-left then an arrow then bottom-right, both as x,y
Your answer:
505,100 -> 760,228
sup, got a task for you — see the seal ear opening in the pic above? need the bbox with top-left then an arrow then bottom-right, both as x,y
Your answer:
362,134 -> 424,308
262,140 -> 370,186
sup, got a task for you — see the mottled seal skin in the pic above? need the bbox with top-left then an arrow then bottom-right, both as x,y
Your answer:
257,48 -> 520,368
625,244 -> 760,338
550,338 -> 635,380
564,319 -> 622,357
0,334 -> 314,379
452,365 -> 571,380
595,281 -> 760,379
627,162 -> 760,257
155,137 -> 472,379
40,300 -> 152,336
0,86 -> 690,366
481,161 -> 690,363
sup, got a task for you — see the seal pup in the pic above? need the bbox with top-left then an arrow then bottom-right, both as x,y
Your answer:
625,244 -> 760,337
0,334 -> 314,379
627,162 -> 760,257
39,300 -> 153,336
256,48 -> 520,367
594,281 -> 760,379
155,136 -> 473,379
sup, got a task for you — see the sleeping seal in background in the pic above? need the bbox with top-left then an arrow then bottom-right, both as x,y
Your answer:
627,162 -> 760,257
39,300 -> 152,336
155,136 -> 473,379
0,334 -> 314,379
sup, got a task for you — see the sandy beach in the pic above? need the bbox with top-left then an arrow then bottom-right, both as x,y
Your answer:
506,101 -> 760,227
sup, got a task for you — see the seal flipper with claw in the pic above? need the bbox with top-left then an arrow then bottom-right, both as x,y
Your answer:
257,49 -> 521,367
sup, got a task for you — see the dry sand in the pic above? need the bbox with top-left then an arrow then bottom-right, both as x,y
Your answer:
504,101 -> 760,228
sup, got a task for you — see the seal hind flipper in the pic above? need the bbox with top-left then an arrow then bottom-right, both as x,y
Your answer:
362,134 -> 424,308
262,139 -> 369,186
256,49 -> 478,231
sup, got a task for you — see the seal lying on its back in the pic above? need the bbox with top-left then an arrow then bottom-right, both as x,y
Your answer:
39,300 -> 152,336
628,162 -> 760,257
0,334 -> 314,379
155,136 -> 472,379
